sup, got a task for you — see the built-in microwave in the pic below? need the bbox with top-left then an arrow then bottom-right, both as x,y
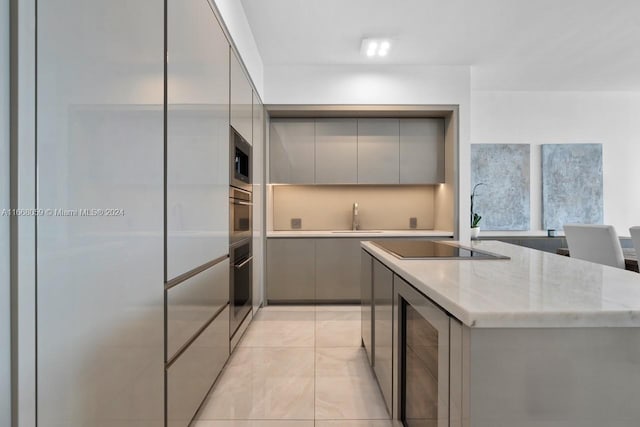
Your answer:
230,127 -> 252,192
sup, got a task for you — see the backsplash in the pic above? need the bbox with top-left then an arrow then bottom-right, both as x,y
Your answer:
271,185 -> 436,230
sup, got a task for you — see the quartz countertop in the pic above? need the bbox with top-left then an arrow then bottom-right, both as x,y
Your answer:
267,230 -> 454,238
362,240 -> 640,328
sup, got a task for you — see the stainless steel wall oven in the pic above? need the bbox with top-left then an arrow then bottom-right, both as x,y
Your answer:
229,126 -> 253,342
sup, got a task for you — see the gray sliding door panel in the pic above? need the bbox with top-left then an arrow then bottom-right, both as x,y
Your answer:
400,118 -> 445,184
37,1 -> 164,425
167,0 -> 230,279
167,259 -> 229,359
167,306 -> 229,427
230,51 -> 253,144
0,0 -> 9,422
269,119 -> 315,184
315,118 -> 358,184
357,119 -> 400,184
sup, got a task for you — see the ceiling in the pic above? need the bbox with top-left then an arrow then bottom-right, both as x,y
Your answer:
239,0 -> 640,90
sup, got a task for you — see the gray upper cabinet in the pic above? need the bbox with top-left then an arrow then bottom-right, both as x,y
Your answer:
357,119 -> 400,184
230,51 -> 253,144
315,119 -> 358,184
270,119 -> 315,184
400,119 -> 445,184
167,0 -> 230,279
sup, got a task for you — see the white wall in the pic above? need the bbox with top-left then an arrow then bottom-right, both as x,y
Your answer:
264,64 -> 471,239
1,0 -> 11,424
471,90 -> 640,236
211,0 -> 264,97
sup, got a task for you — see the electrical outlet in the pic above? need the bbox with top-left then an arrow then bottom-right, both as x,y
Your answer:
409,217 -> 417,229
291,218 -> 302,229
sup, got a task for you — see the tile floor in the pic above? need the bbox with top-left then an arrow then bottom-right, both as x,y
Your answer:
194,305 -> 400,427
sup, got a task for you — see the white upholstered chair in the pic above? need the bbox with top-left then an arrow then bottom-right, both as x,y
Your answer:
563,224 -> 625,269
629,226 -> 640,261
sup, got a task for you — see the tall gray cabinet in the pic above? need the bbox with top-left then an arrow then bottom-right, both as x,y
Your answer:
36,0 -> 166,424
230,51 -> 253,143
166,1 -> 231,426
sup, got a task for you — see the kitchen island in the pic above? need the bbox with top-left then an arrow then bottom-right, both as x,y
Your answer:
361,240 -> 640,427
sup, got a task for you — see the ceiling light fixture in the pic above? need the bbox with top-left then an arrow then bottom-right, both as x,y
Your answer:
361,38 -> 391,58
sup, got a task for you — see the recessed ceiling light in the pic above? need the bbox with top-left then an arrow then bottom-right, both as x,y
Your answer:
361,38 -> 392,58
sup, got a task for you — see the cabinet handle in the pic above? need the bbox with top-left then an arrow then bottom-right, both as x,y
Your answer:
234,256 -> 253,269
233,201 -> 253,206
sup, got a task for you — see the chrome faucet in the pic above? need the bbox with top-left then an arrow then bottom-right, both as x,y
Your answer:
352,202 -> 359,230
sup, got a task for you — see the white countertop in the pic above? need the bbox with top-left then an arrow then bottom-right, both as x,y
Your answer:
267,230 -> 454,238
362,240 -> 640,328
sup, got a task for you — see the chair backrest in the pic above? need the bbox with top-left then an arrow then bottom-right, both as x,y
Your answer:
629,227 -> 640,260
563,224 -> 625,269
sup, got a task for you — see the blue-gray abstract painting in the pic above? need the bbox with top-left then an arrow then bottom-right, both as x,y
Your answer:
541,143 -> 603,230
471,144 -> 530,230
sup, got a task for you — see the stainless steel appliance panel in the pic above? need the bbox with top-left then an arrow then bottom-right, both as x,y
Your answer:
36,0 -> 164,424
166,0 -> 230,279
230,187 -> 252,245
230,240 -> 252,338
167,306 -> 230,427
230,128 -> 252,192
395,276 -> 451,427
167,259 -> 229,359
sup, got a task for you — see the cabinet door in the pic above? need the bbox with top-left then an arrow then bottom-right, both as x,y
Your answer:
373,258 -> 394,415
167,259 -> 229,359
167,306 -> 229,427
167,0 -> 229,279
361,250 -> 373,365
230,51 -> 253,144
357,119 -> 400,184
315,238 -> 361,302
400,119 -> 445,184
315,119 -> 357,184
269,119 -> 315,184
266,238 -> 315,302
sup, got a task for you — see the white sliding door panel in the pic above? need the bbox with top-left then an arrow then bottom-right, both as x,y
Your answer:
37,1 -> 165,425
167,0 -> 230,279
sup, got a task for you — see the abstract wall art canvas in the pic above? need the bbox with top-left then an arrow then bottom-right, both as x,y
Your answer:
471,144 -> 530,231
541,143 -> 603,230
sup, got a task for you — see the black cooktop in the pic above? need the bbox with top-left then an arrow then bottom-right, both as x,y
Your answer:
371,240 -> 510,260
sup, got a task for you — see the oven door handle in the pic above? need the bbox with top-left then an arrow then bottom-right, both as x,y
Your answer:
232,201 -> 253,206
233,256 -> 253,269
